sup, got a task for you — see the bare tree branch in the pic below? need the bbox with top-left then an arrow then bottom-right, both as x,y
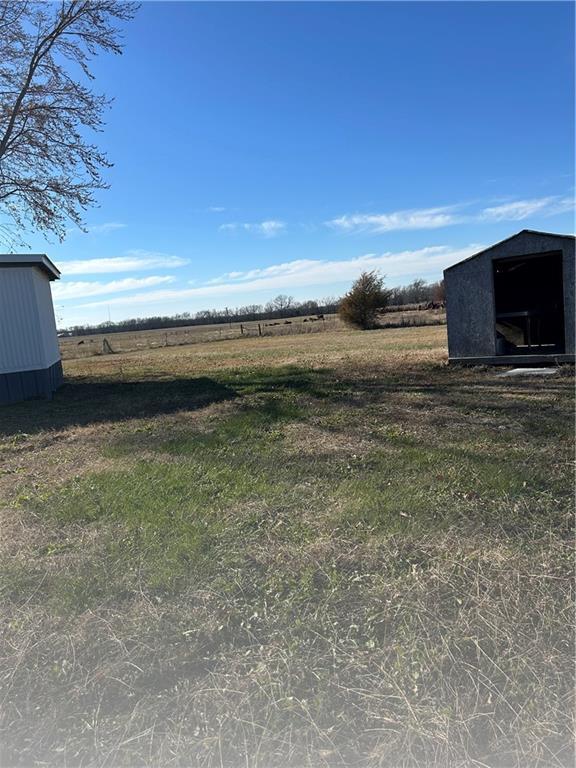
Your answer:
0,1 -> 138,247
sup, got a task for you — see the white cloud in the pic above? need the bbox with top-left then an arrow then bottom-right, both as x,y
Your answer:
59,251 -> 188,275
86,222 -> 126,234
220,220 -> 286,237
52,275 -> 175,301
206,259 -> 330,285
480,195 -> 574,221
66,222 -> 127,236
327,194 -> 574,234
208,206 -> 226,213
76,244 -> 482,309
327,206 -> 461,234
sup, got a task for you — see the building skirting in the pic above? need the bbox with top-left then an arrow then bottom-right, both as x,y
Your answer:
0,360 -> 63,404
449,353 -> 574,366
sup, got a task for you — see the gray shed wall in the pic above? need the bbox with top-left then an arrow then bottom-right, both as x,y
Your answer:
0,360 -> 63,405
444,231 -> 575,362
444,254 -> 496,359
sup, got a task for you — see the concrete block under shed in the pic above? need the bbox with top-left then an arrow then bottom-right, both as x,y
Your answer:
497,367 -> 560,378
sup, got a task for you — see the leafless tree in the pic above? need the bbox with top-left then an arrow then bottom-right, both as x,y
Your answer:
432,279 -> 445,304
0,0 -> 137,247
270,294 -> 294,311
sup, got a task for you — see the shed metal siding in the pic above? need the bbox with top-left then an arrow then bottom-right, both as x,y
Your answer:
445,254 -> 496,359
0,268 -> 46,374
31,268 -> 61,367
0,361 -> 63,403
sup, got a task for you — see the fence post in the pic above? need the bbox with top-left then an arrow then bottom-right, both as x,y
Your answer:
258,323 -> 262,337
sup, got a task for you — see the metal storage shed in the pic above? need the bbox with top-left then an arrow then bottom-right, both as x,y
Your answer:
0,253 -> 63,403
444,230 -> 575,365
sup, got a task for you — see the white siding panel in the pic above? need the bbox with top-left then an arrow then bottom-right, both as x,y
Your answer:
0,268 -> 45,374
32,268 -> 61,367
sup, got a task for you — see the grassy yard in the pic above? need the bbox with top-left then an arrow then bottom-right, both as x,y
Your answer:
0,325 -> 573,767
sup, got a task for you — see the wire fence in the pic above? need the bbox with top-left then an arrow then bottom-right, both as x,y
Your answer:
60,315 -> 340,360
60,309 -> 447,361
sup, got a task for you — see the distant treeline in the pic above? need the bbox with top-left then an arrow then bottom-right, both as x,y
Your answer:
388,278 -> 445,307
60,295 -> 340,337
60,279 -> 445,337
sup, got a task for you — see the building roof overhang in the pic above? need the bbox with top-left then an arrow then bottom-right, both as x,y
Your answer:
0,253 -> 60,280
444,230 -> 575,274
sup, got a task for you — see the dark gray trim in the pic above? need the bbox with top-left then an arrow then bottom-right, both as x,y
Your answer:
0,253 -> 60,280
448,354 -> 574,367
0,360 -> 63,404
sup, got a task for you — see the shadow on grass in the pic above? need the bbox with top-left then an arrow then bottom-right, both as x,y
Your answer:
0,377 -> 237,436
0,366 -> 334,438
0,361 -> 572,438
218,365 -> 335,398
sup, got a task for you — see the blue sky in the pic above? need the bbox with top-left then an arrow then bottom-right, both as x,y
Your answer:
23,1 -> 575,327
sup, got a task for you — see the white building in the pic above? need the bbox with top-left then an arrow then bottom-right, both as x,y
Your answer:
0,254 -> 63,404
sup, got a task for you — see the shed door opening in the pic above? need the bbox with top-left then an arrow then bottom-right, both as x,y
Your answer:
493,252 -> 565,355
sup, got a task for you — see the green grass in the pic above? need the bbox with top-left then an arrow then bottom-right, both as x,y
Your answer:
0,327 -> 573,767
15,368 -> 571,611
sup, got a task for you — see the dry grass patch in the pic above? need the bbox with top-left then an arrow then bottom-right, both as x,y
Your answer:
280,422 -> 376,456
0,326 -> 573,767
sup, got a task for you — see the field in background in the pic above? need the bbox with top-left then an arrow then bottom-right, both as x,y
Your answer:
0,325 -> 573,767
59,314 -> 340,360
59,307 -> 446,360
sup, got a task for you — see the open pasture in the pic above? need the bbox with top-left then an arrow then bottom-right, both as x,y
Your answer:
58,307 -> 445,361
58,314 -> 342,360
0,325 -> 573,767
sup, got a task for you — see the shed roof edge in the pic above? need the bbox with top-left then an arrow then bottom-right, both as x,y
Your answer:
444,230 -> 575,274
0,253 -> 61,280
